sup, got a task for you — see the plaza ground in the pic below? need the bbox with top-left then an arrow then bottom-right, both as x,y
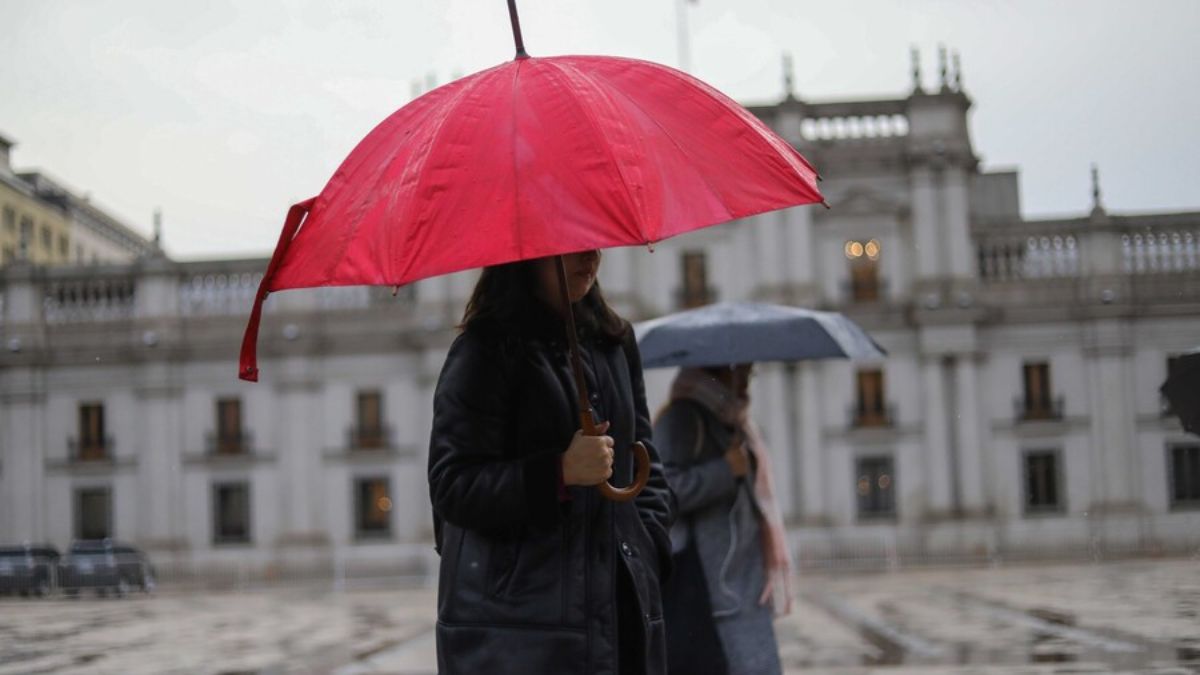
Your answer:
1,558 -> 1198,674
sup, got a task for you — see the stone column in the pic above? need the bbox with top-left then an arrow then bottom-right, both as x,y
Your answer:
910,165 -> 942,280
941,166 -> 975,278
754,366 -> 795,517
795,363 -> 827,524
133,363 -> 184,547
920,358 -> 954,517
952,356 -> 987,514
781,205 -> 820,306
273,356 -> 326,545
0,368 -> 46,543
1083,320 -> 1138,509
751,212 -> 784,301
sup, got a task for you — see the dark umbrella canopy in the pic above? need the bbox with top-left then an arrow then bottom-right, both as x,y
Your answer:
633,301 -> 885,369
1161,350 -> 1200,435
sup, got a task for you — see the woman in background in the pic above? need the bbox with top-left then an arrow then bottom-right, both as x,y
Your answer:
655,364 -> 792,675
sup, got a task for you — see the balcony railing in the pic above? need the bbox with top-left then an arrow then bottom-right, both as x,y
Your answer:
848,404 -> 896,429
839,279 -> 890,304
205,431 -> 254,456
67,436 -> 114,462
1014,396 -> 1065,422
347,425 -> 393,451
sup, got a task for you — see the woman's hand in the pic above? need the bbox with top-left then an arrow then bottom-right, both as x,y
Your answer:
724,442 -> 750,478
562,422 -> 614,486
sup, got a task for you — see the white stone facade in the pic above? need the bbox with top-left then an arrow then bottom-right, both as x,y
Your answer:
2,76 -> 1199,578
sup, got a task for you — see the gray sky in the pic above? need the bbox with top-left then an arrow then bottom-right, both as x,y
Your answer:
2,0 -> 1197,259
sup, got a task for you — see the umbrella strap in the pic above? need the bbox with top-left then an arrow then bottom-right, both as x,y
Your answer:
238,198 -> 317,382
555,256 -> 597,431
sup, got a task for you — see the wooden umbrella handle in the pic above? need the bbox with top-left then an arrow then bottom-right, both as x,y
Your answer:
581,411 -> 650,502
598,442 -> 651,502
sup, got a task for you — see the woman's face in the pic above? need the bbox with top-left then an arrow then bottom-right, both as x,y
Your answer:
535,250 -> 602,305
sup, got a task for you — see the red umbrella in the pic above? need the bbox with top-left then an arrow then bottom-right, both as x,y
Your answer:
239,1 -> 824,500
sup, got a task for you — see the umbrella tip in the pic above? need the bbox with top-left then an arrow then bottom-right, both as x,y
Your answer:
820,200 -> 832,210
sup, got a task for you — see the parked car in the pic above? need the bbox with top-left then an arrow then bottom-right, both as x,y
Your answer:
59,540 -> 156,597
0,544 -> 60,597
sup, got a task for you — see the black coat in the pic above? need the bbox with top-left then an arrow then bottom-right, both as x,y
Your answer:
428,308 -> 675,675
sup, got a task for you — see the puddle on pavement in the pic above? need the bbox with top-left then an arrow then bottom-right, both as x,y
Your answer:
798,590 -> 1198,670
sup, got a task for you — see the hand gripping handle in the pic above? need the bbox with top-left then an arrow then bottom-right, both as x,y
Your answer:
581,411 -> 649,502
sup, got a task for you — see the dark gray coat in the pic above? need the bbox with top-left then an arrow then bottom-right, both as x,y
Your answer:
655,399 -> 782,675
429,315 -> 674,675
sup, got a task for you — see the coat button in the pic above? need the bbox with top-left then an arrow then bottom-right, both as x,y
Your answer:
620,541 -> 633,556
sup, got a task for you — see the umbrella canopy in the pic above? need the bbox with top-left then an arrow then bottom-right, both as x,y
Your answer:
1161,349 -> 1200,435
239,54 -> 822,382
236,2 -> 825,502
634,301 -> 885,369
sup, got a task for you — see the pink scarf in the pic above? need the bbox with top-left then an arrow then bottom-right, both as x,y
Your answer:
669,368 -> 794,616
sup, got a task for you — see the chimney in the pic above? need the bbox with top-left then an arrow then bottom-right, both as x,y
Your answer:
0,133 -> 13,173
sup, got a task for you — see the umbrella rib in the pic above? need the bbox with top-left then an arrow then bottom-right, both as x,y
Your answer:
335,69 -> 498,286
636,58 -> 818,184
542,58 -> 650,242
578,59 -> 740,238
511,59 -> 525,259
395,69 -> 511,285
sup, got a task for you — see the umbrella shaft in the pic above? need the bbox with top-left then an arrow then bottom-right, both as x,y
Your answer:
506,0 -> 528,58
556,256 -> 596,427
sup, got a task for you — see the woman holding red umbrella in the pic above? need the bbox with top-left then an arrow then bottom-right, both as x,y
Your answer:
428,250 -> 675,674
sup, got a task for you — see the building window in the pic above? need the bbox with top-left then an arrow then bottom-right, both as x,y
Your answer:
1169,445 -> 1200,509
58,234 -> 69,258
1163,355 -> 1185,416
1024,450 -> 1063,514
679,250 -> 713,308
213,483 -> 251,544
19,215 -> 33,246
75,244 -> 84,262
856,456 -> 895,519
352,390 -> 386,449
844,238 -> 882,302
1018,361 -> 1061,420
2,245 -> 12,263
2,206 -> 14,233
213,398 -> 246,455
355,477 -> 393,538
852,368 -> 891,427
75,403 -> 108,461
76,487 -> 112,540
40,224 -> 51,250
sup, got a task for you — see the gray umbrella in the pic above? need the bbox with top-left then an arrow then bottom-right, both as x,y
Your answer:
633,301 -> 885,369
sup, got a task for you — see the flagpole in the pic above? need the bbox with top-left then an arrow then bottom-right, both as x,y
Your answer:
675,0 -> 692,72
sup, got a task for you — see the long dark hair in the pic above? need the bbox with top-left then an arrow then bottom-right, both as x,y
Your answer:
460,258 -> 628,345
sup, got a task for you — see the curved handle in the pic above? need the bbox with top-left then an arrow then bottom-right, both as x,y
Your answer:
596,441 -> 650,503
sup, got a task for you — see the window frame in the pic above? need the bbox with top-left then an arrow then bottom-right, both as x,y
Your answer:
855,455 -> 896,520
215,397 -> 245,455
212,481 -> 252,545
354,476 -> 394,539
1022,448 -> 1065,515
354,390 -> 385,449
75,486 -> 113,540
853,368 -> 890,427
77,402 -> 107,460
1168,443 -> 1200,510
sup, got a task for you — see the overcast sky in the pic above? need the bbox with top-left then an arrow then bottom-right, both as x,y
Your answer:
2,0 -> 1197,259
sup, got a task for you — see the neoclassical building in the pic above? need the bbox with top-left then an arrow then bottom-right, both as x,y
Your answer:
1,55 -> 1198,579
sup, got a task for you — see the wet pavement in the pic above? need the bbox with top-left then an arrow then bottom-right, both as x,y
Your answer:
1,559 -> 1198,674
